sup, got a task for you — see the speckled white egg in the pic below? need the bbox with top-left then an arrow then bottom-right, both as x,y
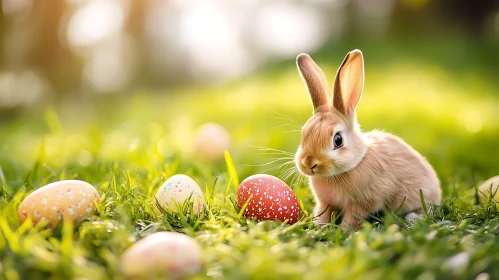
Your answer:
17,180 -> 100,227
121,231 -> 203,279
478,175 -> 499,203
153,174 -> 205,215
192,123 -> 230,162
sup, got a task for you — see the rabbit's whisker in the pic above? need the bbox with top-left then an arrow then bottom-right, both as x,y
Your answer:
270,123 -> 302,130
259,161 -> 296,174
281,130 -> 301,134
250,146 -> 296,157
244,158 -> 294,167
267,110 -> 304,128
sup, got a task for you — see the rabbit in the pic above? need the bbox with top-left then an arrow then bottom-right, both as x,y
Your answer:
294,49 -> 442,231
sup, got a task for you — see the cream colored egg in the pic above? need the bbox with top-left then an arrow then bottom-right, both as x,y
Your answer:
121,231 -> 202,279
192,123 -> 230,162
478,175 -> 499,203
17,180 -> 100,227
153,174 -> 205,215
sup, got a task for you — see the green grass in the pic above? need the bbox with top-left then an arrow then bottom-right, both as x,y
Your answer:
1,41 -> 499,279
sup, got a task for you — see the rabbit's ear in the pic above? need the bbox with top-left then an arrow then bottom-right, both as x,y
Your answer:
296,53 -> 331,112
332,49 -> 364,116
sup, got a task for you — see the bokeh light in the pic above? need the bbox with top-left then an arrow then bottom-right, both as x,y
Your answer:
177,1 -> 250,79
0,71 -> 48,108
83,35 -> 135,93
464,110 -> 483,134
0,0 -> 495,103
254,1 -> 326,57
2,0 -> 32,21
67,0 -> 125,47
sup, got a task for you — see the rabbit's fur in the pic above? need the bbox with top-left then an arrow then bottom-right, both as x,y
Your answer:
294,50 -> 441,230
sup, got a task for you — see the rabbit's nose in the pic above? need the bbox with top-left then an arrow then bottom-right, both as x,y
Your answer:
302,156 -> 319,170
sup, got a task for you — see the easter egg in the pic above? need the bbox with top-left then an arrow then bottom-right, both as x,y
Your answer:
153,174 -> 205,215
192,123 -> 230,162
17,180 -> 100,227
478,175 -> 499,203
237,174 -> 300,224
121,231 -> 202,279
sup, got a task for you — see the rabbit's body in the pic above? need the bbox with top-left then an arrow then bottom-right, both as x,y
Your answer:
311,130 -> 441,226
294,50 -> 442,230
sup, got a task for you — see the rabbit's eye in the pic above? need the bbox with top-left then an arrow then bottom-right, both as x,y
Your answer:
333,133 -> 343,148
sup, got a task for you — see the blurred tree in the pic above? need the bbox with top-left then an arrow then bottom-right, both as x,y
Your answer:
436,0 -> 499,34
0,0 -> 5,67
0,0 -> 498,112
27,0 -> 83,96
391,0 -> 499,37
124,0 -> 148,89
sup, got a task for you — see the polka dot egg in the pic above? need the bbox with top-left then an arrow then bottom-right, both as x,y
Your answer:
237,174 -> 301,224
17,180 -> 100,227
154,174 -> 205,215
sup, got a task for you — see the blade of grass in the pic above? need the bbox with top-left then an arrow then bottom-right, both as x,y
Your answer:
419,188 -> 431,219
224,151 -> 239,191
0,165 -> 8,196
237,194 -> 253,218
394,196 -> 407,214
224,176 -> 233,201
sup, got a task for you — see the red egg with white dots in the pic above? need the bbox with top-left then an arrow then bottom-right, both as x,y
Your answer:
237,174 -> 301,224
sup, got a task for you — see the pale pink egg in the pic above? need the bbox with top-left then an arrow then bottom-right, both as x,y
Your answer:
192,123 -> 230,162
121,231 -> 202,279
478,175 -> 499,203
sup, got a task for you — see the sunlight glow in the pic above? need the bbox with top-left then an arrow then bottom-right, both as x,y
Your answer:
179,4 -> 232,51
83,36 -> 134,93
67,0 -> 125,47
145,1 -> 330,81
177,2 -> 251,79
255,2 -> 325,57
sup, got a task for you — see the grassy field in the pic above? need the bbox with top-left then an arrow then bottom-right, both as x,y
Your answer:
1,41 -> 499,279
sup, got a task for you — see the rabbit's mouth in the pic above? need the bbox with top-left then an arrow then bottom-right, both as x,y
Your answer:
302,167 -> 315,176
296,162 -> 313,176
297,158 -> 352,177
297,162 -> 329,177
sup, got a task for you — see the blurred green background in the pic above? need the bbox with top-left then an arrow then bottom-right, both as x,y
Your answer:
1,0 -> 499,196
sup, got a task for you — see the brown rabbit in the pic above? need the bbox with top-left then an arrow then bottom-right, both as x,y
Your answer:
294,49 -> 441,231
